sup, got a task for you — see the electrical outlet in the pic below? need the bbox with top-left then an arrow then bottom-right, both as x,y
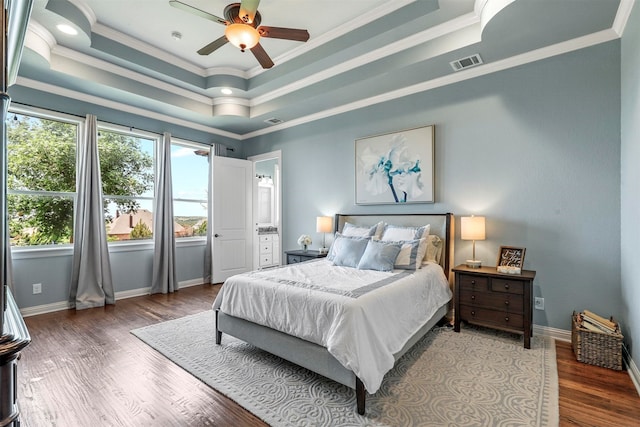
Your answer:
32,283 -> 42,294
534,297 -> 544,310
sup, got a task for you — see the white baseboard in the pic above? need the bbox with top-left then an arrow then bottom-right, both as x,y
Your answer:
534,324 -> 640,397
19,277 -> 206,317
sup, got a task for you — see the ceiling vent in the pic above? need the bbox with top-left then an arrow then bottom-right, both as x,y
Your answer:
450,54 -> 483,72
264,117 -> 284,125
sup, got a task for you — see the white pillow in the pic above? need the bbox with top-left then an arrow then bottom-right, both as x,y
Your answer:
342,221 -> 385,239
380,224 -> 430,242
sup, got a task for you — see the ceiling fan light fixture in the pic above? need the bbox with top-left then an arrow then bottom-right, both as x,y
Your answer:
225,23 -> 260,52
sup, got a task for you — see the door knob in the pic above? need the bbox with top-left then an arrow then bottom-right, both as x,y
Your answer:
214,233 -> 222,237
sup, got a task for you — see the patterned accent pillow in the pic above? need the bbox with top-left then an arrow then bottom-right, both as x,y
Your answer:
390,238 -> 428,270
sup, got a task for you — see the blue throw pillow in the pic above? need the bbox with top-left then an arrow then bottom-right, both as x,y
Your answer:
357,240 -> 402,272
331,236 -> 370,268
327,233 -> 370,262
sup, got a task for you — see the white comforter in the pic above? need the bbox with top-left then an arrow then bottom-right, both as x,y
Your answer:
212,259 -> 452,393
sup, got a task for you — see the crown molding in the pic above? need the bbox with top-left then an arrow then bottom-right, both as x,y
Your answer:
612,0 -> 635,36
250,11 -> 481,108
51,45 -> 214,105
16,77 -> 241,140
242,28 -> 620,140
91,22 -> 206,77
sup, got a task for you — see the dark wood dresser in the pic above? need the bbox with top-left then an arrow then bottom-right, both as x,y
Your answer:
453,264 -> 536,349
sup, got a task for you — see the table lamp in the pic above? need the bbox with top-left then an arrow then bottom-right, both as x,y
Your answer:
316,216 -> 333,254
461,216 -> 485,268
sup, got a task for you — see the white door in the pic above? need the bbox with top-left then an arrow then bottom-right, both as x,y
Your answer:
212,156 -> 253,283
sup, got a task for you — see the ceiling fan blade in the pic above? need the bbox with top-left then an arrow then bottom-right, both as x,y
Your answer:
250,43 -> 274,69
169,0 -> 226,25
257,26 -> 310,42
197,36 -> 228,55
239,0 -> 260,24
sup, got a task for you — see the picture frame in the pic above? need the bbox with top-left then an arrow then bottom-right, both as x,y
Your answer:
496,246 -> 526,269
355,125 -> 434,205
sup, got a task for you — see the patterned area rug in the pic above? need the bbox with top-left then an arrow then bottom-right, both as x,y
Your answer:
131,311 -> 559,427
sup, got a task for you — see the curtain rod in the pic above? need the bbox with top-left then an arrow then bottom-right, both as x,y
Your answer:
8,101 -> 234,151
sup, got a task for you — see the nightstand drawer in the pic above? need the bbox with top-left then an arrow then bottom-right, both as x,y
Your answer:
459,274 -> 489,289
459,292 -> 524,311
491,278 -> 524,295
460,305 -> 524,329
288,255 -> 303,264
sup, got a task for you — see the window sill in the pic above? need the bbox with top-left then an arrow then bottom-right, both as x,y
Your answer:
11,237 -> 207,259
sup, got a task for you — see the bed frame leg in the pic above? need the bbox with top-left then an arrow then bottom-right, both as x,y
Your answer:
215,310 -> 222,345
356,377 -> 365,415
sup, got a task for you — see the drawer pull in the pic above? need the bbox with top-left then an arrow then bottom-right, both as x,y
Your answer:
471,311 -> 476,316
504,300 -> 509,306
504,283 -> 510,289
471,295 -> 476,300
505,316 -> 510,322
471,280 -> 476,285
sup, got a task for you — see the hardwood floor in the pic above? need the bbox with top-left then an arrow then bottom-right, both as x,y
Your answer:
17,284 -> 640,426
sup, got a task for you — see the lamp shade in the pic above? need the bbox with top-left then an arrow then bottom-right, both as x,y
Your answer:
225,23 -> 260,51
461,216 -> 486,241
316,216 -> 333,233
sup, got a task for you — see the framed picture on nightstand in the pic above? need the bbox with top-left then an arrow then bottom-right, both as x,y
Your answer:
496,246 -> 526,274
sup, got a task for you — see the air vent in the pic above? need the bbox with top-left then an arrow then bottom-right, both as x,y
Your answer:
450,54 -> 483,72
264,117 -> 284,125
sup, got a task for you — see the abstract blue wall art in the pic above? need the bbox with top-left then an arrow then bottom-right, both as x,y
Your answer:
355,125 -> 434,205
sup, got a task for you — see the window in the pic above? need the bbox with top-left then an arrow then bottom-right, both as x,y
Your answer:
171,140 -> 209,238
7,111 -> 79,246
98,126 -> 156,242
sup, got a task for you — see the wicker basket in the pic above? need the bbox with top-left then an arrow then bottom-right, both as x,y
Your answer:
571,312 -> 623,370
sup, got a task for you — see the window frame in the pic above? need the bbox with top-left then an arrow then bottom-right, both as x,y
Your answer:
97,122 -> 158,244
7,105 -> 82,250
170,138 -> 210,242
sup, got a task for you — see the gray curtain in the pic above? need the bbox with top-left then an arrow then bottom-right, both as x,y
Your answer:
203,148 -> 213,283
151,132 -> 177,294
70,114 -> 115,309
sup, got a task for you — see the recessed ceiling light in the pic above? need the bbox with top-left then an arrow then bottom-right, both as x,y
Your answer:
57,24 -> 78,35
171,31 -> 182,41
221,88 -> 233,95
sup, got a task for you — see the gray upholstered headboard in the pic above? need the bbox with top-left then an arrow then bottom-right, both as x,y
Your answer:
335,213 -> 455,283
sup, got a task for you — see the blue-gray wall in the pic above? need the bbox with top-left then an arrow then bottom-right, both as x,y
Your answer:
243,40 -> 622,335
621,2 -> 640,359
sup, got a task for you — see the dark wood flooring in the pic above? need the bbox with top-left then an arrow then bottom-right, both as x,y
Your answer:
17,284 -> 640,426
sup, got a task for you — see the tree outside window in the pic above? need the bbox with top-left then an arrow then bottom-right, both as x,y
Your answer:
7,112 -> 156,246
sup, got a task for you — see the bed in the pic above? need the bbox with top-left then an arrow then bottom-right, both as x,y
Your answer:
212,213 -> 454,415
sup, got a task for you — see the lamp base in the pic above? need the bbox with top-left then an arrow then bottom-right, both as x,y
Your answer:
318,247 -> 328,255
465,259 -> 482,268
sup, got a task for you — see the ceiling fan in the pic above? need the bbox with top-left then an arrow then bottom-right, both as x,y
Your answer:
169,0 -> 310,69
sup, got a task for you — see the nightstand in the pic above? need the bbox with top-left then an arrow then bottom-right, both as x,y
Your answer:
285,249 -> 327,264
453,264 -> 536,349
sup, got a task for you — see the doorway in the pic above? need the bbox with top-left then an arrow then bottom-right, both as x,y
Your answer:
249,150 -> 282,269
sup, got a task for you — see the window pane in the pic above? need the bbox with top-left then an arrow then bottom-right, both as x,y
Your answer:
98,130 -> 155,198
7,112 -> 77,247
8,194 -> 74,246
105,199 -> 154,241
171,142 -> 208,239
174,201 -> 208,237
171,144 -> 208,201
7,114 -> 77,192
